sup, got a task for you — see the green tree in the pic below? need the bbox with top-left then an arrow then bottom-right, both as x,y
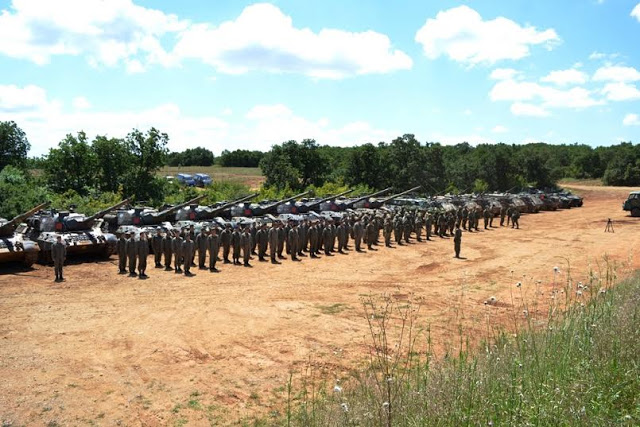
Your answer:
259,139 -> 328,190
92,136 -> 131,193
0,121 -> 30,171
345,143 -> 384,189
0,165 -> 49,219
122,128 -> 169,201
44,131 -> 97,194
167,147 -> 215,166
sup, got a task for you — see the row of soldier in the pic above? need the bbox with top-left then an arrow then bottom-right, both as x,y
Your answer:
113,205 -> 523,278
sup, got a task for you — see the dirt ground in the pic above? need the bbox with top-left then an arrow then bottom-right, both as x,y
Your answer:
1,184 -> 638,425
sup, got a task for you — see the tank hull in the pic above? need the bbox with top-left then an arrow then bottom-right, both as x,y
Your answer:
36,231 -> 117,264
0,236 -> 40,268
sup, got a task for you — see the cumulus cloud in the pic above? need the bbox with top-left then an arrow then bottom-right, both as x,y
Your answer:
0,0 -> 185,68
601,82 -> 640,101
490,79 -> 602,109
0,1 -> 410,79
593,65 -> 640,82
172,3 -> 412,78
540,69 -> 589,86
623,113 -> 640,126
490,68 -> 521,80
0,85 -> 400,155
72,96 -> 91,110
414,5 -> 559,65
632,3 -> 640,21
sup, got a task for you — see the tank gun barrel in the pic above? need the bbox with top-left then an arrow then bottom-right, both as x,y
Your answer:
307,189 -> 354,208
0,201 -> 50,233
210,193 -> 258,215
156,195 -> 206,219
84,199 -> 130,223
345,187 -> 392,208
381,186 -> 422,203
266,191 -> 310,210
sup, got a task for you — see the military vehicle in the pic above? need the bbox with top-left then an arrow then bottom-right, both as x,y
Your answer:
324,188 -> 392,211
105,195 -> 205,237
230,191 -> 310,217
623,191 -> 640,217
353,187 -> 419,209
558,191 -> 583,207
25,199 -> 129,263
174,193 -> 257,221
520,194 -> 543,213
277,189 -> 354,214
0,202 -> 50,267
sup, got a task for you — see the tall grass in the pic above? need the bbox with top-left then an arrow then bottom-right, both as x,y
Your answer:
276,262 -> 640,426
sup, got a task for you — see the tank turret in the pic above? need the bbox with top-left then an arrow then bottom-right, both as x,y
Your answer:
278,189 -> 355,214
174,193 -> 257,221
231,191 -> 310,217
0,202 -> 50,268
344,188 -> 393,210
60,199 -> 130,231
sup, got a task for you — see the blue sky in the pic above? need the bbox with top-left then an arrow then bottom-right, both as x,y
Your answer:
1,0 -> 639,156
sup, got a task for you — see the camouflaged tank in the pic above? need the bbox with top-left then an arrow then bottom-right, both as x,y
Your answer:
0,202 -> 49,267
230,191 -> 309,217
24,199 -> 129,263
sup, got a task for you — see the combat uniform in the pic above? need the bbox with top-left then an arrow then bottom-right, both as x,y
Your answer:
231,228 -> 241,265
52,240 -> 66,281
172,234 -> 184,272
220,227 -> 232,263
268,226 -> 279,263
137,237 -> 149,277
126,236 -> 137,276
288,227 -> 299,261
116,235 -> 127,273
454,228 -> 462,258
195,231 -> 208,269
241,230 -> 252,266
182,238 -> 195,275
162,233 -> 173,270
207,231 -> 220,271
151,232 -> 163,268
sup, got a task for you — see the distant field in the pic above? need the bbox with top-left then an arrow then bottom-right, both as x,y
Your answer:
558,178 -> 603,187
159,165 -> 264,189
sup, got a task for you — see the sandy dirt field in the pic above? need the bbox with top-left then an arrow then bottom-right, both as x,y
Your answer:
1,184 -> 638,425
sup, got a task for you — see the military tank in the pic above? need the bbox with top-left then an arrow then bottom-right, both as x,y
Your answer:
277,189 -> 354,214
324,188 -> 392,211
0,202 -> 50,267
230,191 -> 310,217
174,193 -> 257,221
25,199 -> 130,263
354,186 -> 421,209
105,195 -> 205,238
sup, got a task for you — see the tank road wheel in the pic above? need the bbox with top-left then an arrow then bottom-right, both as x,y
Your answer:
23,251 -> 38,268
632,207 -> 640,217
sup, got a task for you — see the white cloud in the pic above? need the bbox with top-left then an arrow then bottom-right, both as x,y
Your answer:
490,79 -> 602,109
490,68 -> 520,80
414,5 -> 559,65
0,85 -> 400,155
492,125 -> 508,133
173,3 -> 412,79
510,102 -> 550,117
0,0 -> 185,68
593,65 -> 640,82
632,3 -> 640,21
602,82 -> 640,101
72,96 -> 91,110
540,69 -> 588,86
588,51 -> 619,61
623,113 -> 640,126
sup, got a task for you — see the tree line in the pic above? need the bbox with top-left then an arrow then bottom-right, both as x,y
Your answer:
1,120 -> 639,219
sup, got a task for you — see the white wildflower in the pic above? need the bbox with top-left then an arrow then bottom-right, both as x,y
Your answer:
576,290 -> 583,296
553,266 -> 560,273
382,401 -> 389,409
341,402 -> 349,412
333,385 -> 342,393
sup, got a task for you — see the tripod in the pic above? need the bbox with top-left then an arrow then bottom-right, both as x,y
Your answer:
604,218 -> 614,233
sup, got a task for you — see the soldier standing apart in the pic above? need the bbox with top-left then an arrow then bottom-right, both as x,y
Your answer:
220,224 -> 232,264
182,233 -> 195,276
453,226 -> 462,258
137,232 -> 149,278
152,229 -> 163,268
208,227 -> 220,272
241,227 -> 252,267
52,235 -> 66,282
511,209 -> 521,229
162,229 -> 173,270
172,230 -> 184,273
126,233 -> 137,277
268,223 -> 279,264
483,208 -> 491,230
117,233 -> 127,274
195,228 -> 208,269
231,226 -> 242,265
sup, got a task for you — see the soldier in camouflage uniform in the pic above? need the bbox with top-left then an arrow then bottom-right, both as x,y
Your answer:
172,230 -> 183,273
383,216 -> 393,247
256,223 -> 269,262
137,232 -> 149,278
511,209 -> 520,229
268,223 -> 279,264
277,221 -> 286,259
208,227 -> 220,272
353,217 -> 364,252
241,227 -> 252,266
308,221 -> 319,258
483,208 -> 491,230
162,229 -> 173,270
126,232 -> 138,276
288,223 -> 300,261
231,226 -> 242,265
182,233 -> 195,275
500,205 -> 507,226
117,233 -> 127,274
425,212 -> 432,240
195,228 -> 208,269
454,226 -> 462,258
52,235 -> 66,282
220,224 -> 232,264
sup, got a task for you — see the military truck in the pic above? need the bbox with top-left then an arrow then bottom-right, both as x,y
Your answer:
25,199 -> 129,263
623,191 -> 640,217
0,202 -> 50,267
